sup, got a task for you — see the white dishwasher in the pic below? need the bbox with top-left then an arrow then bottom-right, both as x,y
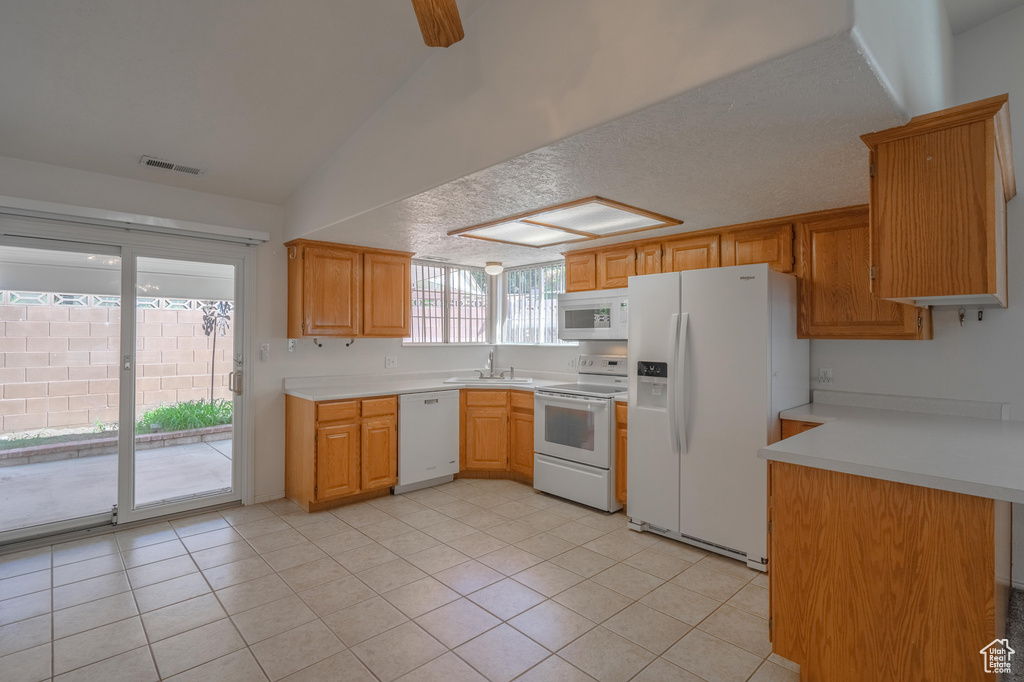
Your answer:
396,390 -> 460,493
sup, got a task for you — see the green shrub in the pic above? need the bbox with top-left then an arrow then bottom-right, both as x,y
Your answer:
136,399 -> 232,434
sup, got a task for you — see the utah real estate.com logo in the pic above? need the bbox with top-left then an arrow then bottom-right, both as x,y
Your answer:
980,639 -> 1014,674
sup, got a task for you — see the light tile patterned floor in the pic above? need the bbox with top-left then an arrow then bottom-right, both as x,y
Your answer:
0,478 -> 799,682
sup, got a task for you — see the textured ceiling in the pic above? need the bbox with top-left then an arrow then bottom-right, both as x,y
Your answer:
944,0 -> 1024,34
306,35 -> 906,268
0,0 -> 483,203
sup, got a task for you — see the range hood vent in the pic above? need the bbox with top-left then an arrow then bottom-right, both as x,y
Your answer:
140,156 -> 205,177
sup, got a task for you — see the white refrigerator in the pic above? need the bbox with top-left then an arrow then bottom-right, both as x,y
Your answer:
626,263 -> 808,570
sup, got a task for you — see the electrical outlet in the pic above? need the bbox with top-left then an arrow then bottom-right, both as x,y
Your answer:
567,357 -> 577,369
817,368 -> 833,384
385,356 -> 398,369
260,342 -> 270,362
287,339 -> 296,353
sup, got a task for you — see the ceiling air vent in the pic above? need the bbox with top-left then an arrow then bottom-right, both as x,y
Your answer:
140,156 -> 205,177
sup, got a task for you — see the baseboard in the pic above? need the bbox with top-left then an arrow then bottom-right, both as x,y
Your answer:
254,490 -> 285,504
1013,580 -> 1024,591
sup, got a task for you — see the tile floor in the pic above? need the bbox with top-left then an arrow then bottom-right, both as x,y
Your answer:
0,477 -> 798,682
0,440 -> 232,534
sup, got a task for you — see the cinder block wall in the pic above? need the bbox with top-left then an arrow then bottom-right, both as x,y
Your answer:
0,303 -> 233,434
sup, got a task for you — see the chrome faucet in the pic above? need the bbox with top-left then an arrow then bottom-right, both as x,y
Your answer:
487,350 -> 494,375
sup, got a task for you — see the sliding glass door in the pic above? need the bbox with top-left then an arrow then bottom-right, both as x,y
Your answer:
0,241 -> 123,538
124,254 -> 242,520
0,230 -> 247,542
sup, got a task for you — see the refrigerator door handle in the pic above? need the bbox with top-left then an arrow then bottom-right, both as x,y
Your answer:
667,313 -> 682,455
676,313 -> 689,454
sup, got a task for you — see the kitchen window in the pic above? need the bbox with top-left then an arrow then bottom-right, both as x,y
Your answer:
407,261 -> 489,343
501,262 -> 570,344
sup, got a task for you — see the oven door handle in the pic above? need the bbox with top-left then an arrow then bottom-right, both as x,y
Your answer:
535,393 -> 610,410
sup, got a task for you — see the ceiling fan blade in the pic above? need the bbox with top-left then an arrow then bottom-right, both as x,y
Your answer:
411,0 -> 465,48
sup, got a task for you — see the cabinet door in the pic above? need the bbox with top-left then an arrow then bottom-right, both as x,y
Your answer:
721,223 -> 794,273
565,253 -> 597,292
596,247 -> 636,288
635,244 -> 662,276
510,409 -> 534,476
465,406 -> 509,470
796,209 -> 931,340
304,246 -> 361,336
316,422 -> 360,500
363,253 -> 412,337
615,403 -> 627,504
780,419 -> 821,439
361,414 -> 397,491
663,234 -> 720,271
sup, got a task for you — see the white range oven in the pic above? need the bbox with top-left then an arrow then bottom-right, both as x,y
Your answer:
534,354 -> 627,512
556,289 -> 629,341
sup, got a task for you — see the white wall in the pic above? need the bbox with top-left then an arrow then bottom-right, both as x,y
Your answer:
812,3 -> 1024,583
285,0 -> 853,238
851,0 -> 953,116
0,155 -> 282,235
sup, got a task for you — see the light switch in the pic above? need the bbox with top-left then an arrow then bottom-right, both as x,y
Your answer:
385,356 -> 398,369
260,343 -> 270,362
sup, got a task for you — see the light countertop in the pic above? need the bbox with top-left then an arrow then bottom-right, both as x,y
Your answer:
285,378 -> 566,402
760,402 -> 1024,503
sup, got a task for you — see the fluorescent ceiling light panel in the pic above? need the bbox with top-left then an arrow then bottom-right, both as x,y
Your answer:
462,221 -> 582,247
448,196 -> 681,248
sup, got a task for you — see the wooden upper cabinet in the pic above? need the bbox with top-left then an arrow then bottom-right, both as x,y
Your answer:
862,95 -> 1015,307
663,234 -> 721,272
565,253 -> 597,292
597,246 -> 636,288
301,245 -> 361,337
285,239 -> 413,338
316,421 -> 360,501
721,223 -> 794,273
363,252 -> 412,337
796,207 -> 932,340
635,243 -> 662,276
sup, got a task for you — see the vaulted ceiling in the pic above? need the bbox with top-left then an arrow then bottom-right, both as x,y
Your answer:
0,0 -> 483,204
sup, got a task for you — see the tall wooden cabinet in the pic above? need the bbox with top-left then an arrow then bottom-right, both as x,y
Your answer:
795,207 -> 931,340
286,394 -> 398,511
862,94 -> 1016,307
286,239 -> 413,338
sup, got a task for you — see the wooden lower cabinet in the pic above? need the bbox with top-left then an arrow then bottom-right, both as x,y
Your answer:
779,418 -> 821,439
460,389 -> 534,481
285,394 -> 398,510
510,391 -> 534,477
769,461 -> 1010,682
614,403 -> 627,504
316,421 -> 360,499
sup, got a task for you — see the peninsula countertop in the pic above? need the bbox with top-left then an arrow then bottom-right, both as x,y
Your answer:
760,402 -> 1024,504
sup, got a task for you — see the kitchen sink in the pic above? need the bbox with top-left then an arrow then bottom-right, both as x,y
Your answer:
443,376 -> 533,386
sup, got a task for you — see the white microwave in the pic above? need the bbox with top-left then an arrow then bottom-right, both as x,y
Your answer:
557,289 -> 629,340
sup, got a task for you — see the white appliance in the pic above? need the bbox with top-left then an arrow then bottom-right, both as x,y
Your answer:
534,354 -> 628,512
396,390 -> 459,493
557,289 -> 629,341
627,264 -> 808,570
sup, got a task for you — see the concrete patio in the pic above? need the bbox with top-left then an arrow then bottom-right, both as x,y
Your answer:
0,439 -> 232,534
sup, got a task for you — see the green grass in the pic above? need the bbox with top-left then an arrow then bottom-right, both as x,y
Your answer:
136,399 -> 233,434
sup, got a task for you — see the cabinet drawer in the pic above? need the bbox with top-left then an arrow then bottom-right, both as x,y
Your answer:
362,396 -> 397,418
465,389 -> 508,407
510,391 -> 534,412
317,400 -> 358,423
